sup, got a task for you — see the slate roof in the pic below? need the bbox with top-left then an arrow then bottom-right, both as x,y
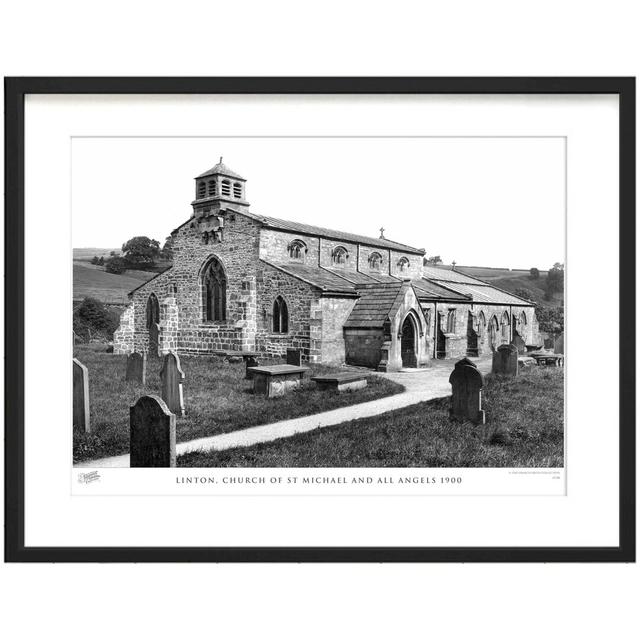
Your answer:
196,162 -> 245,180
260,260 -> 357,294
421,265 -> 531,305
322,267 -> 388,285
412,278 -> 470,301
344,282 -> 406,328
240,210 -> 424,254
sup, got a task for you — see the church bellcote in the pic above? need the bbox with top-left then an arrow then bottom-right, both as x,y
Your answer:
191,158 -> 249,217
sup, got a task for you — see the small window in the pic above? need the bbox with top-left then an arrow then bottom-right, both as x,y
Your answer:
288,239 -> 307,260
272,296 -> 289,333
207,180 -> 217,197
332,246 -> 348,265
446,309 -> 457,333
197,181 -> 206,198
397,257 -> 410,272
233,182 -> 242,198
221,179 -> 231,196
368,252 -> 382,271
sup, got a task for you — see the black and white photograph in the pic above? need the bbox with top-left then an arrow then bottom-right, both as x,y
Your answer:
71,137 -> 565,471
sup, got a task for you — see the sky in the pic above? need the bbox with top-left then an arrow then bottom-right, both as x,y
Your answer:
72,136 -> 565,270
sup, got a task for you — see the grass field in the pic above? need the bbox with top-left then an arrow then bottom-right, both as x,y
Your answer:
73,262 -> 157,304
73,344 -> 404,463
179,366 -> 564,468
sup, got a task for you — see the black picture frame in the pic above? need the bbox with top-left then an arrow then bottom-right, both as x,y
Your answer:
4,77 -> 635,563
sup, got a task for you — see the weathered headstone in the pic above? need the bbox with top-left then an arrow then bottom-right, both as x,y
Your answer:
449,359 -> 485,425
160,351 -> 185,417
149,322 -> 160,357
554,333 -> 564,354
286,348 -> 302,366
492,343 -> 519,376
73,358 -> 91,433
245,355 -> 260,379
125,351 -> 146,384
511,334 -> 526,355
130,395 -> 176,467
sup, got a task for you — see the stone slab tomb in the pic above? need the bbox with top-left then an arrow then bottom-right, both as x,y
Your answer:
286,348 -> 302,366
125,352 -> 146,384
249,364 -> 309,398
73,358 -> 91,433
130,395 -> 176,467
160,351 -> 186,417
311,372 -> 368,393
492,343 -> 519,376
449,358 -> 486,425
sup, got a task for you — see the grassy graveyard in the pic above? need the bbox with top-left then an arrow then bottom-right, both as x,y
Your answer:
179,366 -> 564,468
73,344 -> 404,463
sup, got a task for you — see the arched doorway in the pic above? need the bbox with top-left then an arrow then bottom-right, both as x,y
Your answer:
146,293 -> 160,357
436,311 -> 446,359
466,312 -> 478,357
400,314 -> 418,368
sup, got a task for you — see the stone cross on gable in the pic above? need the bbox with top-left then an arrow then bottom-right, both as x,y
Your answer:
379,227 -> 385,239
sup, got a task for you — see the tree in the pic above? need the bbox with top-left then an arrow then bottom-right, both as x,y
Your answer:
160,235 -> 174,262
105,256 -> 128,274
425,255 -> 443,265
529,267 -> 540,280
514,288 -> 534,301
90,256 -> 100,265
545,262 -> 564,299
73,296 -> 120,341
97,256 -> 105,266
536,306 -> 564,335
121,236 -> 161,269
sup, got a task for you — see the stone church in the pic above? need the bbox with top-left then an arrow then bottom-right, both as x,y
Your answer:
114,160 -> 539,371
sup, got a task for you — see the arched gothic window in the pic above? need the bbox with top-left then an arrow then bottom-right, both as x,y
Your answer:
501,311 -> 510,339
197,181 -> 206,198
368,252 -> 382,270
397,257 -> 410,272
207,180 -> 217,196
446,309 -> 457,333
272,296 -> 289,333
288,239 -> 307,260
332,246 -> 348,265
477,311 -> 486,336
202,257 -> 227,322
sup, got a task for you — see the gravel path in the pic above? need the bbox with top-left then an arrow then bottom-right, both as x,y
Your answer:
74,356 -> 492,468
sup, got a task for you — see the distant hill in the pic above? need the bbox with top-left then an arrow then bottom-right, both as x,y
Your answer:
73,248 -> 121,261
73,261 -> 157,304
439,264 -> 563,307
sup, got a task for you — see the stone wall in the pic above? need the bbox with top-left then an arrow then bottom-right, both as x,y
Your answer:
113,303 -> 135,354
420,301 -> 540,359
319,297 -> 358,364
345,328 -> 386,368
255,262 -> 321,360
259,229 -> 320,266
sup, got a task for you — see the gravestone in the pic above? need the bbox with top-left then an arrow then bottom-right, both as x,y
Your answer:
245,355 -> 260,379
160,351 -> 185,417
554,333 -> 564,354
149,322 -> 160,357
125,352 -> 146,384
286,348 -> 302,366
449,359 -> 485,425
130,395 -> 176,467
492,343 -> 519,376
73,358 -> 91,433
511,334 -> 526,355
